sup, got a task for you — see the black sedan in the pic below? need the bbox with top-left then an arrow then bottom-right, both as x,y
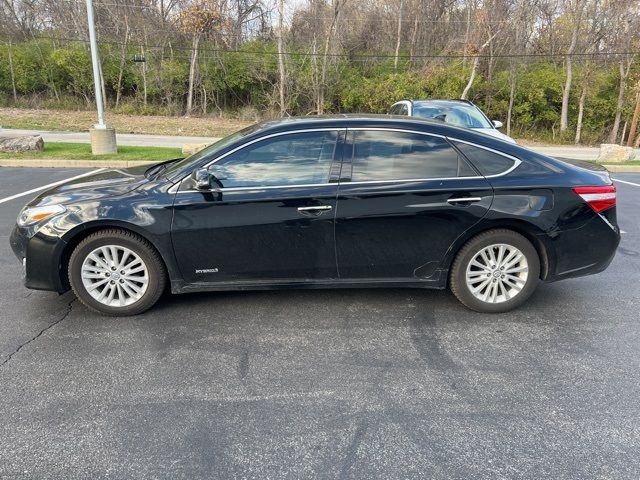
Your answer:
10,116 -> 620,315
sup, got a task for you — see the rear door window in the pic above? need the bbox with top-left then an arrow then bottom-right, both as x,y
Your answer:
348,130 -> 477,181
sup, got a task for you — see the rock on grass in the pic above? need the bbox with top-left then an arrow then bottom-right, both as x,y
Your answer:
0,135 -> 44,153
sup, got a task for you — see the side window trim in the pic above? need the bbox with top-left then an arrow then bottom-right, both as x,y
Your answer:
173,128 -> 345,192
170,128 -> 520,192
330,129 -> 347,183
341,130 -> 355,182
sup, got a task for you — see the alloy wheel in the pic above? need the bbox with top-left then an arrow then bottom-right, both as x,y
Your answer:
80,245 -> 149,307
465,243 -> 529,304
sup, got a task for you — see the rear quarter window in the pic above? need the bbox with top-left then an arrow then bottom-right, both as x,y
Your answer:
451,140 -> 516,176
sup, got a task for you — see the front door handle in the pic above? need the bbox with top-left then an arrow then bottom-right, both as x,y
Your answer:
447,197 -> 482,205
297,205 -> 332,216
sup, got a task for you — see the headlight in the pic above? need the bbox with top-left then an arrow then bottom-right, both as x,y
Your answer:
17,205 -> 66,227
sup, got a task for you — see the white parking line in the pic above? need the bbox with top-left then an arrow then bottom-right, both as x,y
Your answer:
0,169 -> 105,205
614,178 -> 640,187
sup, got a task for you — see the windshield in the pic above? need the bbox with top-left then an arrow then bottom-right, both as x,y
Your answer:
412,103 -> 493,129
164,124 -> 260,180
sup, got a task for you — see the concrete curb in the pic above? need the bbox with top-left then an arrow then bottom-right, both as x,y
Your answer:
0,159 -> 157,168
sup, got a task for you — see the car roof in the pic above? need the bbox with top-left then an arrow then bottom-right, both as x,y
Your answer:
241,114 -> 508,146
245,114 -> 446,135
411,99 -> 476,107
257,113 -> 509,138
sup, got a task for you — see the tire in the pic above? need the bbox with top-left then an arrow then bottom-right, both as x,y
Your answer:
449,229 -> 540,313
68,229 -> 167,316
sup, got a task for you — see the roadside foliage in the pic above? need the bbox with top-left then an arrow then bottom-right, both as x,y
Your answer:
0,0 -> 639,144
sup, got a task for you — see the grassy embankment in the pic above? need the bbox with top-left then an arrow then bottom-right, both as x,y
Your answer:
0,142 -> 182,161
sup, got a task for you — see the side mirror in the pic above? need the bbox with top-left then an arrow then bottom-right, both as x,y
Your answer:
493,120 -> 504,129
193,168 -> 212,190
193,167 -> 224,190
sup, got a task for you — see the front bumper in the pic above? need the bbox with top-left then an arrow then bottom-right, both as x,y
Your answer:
10,224 -> 68,292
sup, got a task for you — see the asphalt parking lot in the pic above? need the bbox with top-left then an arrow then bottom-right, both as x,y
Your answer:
0,167 -> 639,479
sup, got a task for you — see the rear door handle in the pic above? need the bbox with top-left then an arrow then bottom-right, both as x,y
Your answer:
297,205 -> 332,216
447,197 -> 482,204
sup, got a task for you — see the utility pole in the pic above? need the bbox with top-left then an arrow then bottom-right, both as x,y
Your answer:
86,0 -> 117,154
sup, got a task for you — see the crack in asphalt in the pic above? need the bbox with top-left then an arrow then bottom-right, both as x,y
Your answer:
0,298 -> 76,368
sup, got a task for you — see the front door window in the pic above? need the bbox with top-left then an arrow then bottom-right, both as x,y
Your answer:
209,131 -> 338,188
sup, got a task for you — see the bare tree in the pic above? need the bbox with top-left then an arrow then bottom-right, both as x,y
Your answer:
0,0 -> 41,36
574,80 -> 588,143
178,1 -> 228,116
114,15 -> 130,108
560,0 -> 586,132
393,0 -> 404,71
461,27 -> 500,100
277,0 -> 287,115
574,0 -> 605,143
408,0 -> 421,64
7,39 -> 17,102
462,0 -> 476,68
317,0 -> 346,114
155,0 -> 181,24
626,80 -> 640,147
608,55 -> 634,143
505,0 -> 536,136
606,1 -> 638,143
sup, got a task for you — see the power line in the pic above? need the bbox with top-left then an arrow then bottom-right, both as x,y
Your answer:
13,35 -> 640,60
81,26 -> 258,40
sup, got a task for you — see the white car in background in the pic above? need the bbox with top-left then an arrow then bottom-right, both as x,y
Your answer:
389,99 -> 516,144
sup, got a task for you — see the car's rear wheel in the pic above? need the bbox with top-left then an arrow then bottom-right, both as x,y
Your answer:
69,229 -> 166,316
450,229 -> 540,313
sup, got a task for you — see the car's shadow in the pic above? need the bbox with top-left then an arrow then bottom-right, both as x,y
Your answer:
29,279 -> 582,324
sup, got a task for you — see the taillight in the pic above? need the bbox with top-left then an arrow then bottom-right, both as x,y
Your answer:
572,185 -> 616,213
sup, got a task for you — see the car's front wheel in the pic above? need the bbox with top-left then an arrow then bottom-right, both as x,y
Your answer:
68,229 -> 166,316
450,229 -> 540,313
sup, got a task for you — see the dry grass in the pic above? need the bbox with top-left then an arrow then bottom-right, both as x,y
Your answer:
0,107 -> 252,137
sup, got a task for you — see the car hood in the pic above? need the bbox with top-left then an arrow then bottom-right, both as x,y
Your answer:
29,165 -> 151,207
472,128 -> 517,144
